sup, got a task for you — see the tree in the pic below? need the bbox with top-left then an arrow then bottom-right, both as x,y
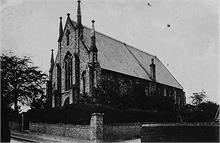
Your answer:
30,95 -> 47,110
190,90 -> 206,106
1,52 -> 47,114
197,101 -> 219,122
181,101 -> 219,122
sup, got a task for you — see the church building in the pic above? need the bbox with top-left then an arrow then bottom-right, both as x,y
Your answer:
46,0 -> 186,109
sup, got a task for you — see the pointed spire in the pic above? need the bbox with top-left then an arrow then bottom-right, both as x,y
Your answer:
91,20 -> 95,37
49,49 -> 54,72
77,0 -> 82,27
90,20 -> 97,52
58,17 -> 64,42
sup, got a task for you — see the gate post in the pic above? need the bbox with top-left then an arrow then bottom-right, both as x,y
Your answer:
90,113 -> 104,142
21,112 -> 29,132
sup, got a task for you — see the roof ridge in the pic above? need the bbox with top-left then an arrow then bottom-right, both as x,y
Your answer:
71,20 -> 155,58
124,43 -> 152,81
156,57 -> 183,89
124,44 -> 155,57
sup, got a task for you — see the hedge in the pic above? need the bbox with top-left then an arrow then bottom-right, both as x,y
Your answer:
27,103 -> 179,124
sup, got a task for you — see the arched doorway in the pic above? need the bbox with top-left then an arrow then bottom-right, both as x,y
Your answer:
64,97 -> 70,106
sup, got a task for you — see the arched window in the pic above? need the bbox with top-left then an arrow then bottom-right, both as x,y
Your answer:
64,52 -> 72,90
64,97 -> 70,106
82,71 -> 86,94
66,30 -> 70,46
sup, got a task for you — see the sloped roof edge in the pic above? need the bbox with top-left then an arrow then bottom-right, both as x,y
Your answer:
70,20 -> 183,90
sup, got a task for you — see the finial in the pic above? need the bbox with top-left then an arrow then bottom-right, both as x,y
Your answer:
67,13 -> 70,17
77,0 -> 81,15
151,58 -> 154,64
51,49 -> 54,52
59,17 -> 62,20
92,20 -> 95,26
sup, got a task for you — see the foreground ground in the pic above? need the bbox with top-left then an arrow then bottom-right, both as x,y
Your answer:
10,130 -> 141,143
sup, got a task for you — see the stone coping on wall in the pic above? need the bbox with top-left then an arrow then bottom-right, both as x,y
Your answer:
141,122 -> 219,142
105,122 -> 141,126
91,113 -> 104,116
30,122 -> 90,127
142,122 -> 219,127
29,122 -> 92,130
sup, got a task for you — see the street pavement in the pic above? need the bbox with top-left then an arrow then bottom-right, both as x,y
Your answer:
10,131 -> 141,143
11,139 -> 31,143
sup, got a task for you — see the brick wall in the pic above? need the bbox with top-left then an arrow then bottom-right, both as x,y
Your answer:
10,118 -> 219,142
29,122 -> 46,134
141,123 -> 219,142
10,113 -> 103,141
29,123 -> 92,140
64,125 -> 92,140
9,122 -> 20,131
103,123 -> 141,141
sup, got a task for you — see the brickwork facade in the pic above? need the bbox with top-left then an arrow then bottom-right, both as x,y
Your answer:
100,69 -> 185,109
49,15 -> 98,107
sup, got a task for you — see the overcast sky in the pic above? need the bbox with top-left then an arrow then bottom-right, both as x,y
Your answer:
1,0 -> 219,104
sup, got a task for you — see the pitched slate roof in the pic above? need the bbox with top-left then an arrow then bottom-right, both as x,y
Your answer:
72,21 -> 183,89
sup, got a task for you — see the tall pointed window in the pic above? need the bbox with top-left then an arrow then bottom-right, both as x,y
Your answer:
56,64 -> 61,91
66,30 -> 70,46
64,52 -> 72,90
82,71 -> 86,94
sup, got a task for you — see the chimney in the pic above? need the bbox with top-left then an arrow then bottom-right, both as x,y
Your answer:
150,58 -> 156,81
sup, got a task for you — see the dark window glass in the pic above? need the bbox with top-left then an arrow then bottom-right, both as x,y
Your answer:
64,52 -> 72,90
66,30 -> 70,45
82,71 -> 86,94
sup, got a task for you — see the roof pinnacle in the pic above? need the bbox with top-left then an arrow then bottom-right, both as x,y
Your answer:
49,49 -> 54,72
91,20 -> 95,37
58,17 -> 64,42
67,13 -> 70,18
77,0 -> 82,27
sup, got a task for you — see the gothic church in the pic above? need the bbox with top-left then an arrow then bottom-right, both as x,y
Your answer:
46,0 -> 186,109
